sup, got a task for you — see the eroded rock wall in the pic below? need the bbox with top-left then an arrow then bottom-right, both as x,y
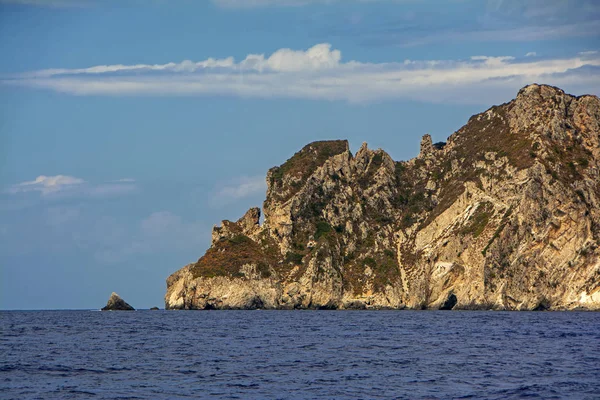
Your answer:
166,84 -> 600,310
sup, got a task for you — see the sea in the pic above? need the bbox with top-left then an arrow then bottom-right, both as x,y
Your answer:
1,310 -> 599,399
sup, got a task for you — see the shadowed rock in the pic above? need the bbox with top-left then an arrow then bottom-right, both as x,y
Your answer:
440,293 -> 458,310
101,292 -> 135,311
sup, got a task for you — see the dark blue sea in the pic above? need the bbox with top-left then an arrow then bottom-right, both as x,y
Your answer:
1,310 -> 599,399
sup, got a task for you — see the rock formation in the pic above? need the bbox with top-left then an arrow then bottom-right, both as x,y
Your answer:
101,292 -> 135,311
165,84 -> 600,310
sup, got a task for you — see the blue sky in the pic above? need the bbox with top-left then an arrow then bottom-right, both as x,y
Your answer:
1,0 -> 599,309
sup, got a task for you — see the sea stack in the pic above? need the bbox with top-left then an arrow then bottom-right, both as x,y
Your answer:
101,292 -> 135,311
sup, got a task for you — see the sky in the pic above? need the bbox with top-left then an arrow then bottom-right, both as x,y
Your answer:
0,0 -> 599,310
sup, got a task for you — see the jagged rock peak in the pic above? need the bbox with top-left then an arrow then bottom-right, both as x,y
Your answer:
237,207 -> 261,232
211,208 -> 262,247
265,139 -> 350,203
517,83 -> 566,100
270,139 -> 349,172
101,292 -> 135,311
418,134 -> 434,159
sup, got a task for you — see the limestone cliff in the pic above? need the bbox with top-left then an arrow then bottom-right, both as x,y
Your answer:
165,84 -> 600,310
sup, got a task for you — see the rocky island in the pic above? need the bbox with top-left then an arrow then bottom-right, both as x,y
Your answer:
165,84 -> 600,311
102,292 -> 135,311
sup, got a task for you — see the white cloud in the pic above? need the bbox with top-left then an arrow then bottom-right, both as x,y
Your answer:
247,43 -> 341,72
20,43 -> 338,78
3,43 -> 600,104
579,50 -> 598,56
22,58 -> 237,79
469,55 -> 515,66
525,52 -> 537,57
8,175 -> 85,195
7,175 -> 137,198
212,175 -> 266,206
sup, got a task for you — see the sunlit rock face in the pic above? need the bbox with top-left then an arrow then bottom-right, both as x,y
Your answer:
165,84 -> 600,310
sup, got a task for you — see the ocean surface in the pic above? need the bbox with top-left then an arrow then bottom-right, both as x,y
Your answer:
1,310 -> 599,399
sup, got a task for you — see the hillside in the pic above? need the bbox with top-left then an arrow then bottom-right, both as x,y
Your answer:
165,84 -> 600,310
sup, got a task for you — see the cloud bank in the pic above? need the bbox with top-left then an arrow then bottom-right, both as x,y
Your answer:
3,43 -> 599,104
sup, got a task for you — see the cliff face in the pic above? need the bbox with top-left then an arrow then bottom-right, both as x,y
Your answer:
165,84 -> 600,310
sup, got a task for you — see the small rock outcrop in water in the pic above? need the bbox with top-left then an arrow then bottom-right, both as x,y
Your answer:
150,307 -> 160,311
165,84 -> 600,311
101,292 -> 135,311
